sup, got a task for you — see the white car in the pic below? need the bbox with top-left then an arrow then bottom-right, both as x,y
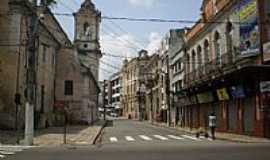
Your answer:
110,112 -> 118,117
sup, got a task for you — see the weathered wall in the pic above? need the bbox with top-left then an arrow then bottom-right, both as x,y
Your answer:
0,0 -> 29,129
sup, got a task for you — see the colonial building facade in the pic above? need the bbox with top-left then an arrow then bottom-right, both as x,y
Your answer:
180,0 -> 270,138
0,0 -> 101,129
121,50 -> 151,120
0,0 -> 72,129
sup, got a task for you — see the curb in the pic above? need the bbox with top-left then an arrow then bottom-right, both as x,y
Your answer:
92,120 -> 108,145
149,122 -> 270,143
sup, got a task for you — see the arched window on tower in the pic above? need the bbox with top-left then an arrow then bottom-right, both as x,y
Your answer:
83,22 -> 91,40
214,31 -> 221,65
84,22 -> 89,33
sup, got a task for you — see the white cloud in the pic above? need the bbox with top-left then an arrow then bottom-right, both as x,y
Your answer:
99,32 -> 163,81
99,33 -> 139,80
146,32 -> 162,54
128,0 -> 159,8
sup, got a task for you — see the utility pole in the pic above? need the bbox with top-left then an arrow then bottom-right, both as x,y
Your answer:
166,55 -> 171,127
103,80 -> 106,121
25,0 -> 42,145
150,88 -> 153,124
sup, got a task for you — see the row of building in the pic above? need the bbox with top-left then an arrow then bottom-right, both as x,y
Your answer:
99,72 -> 123,116
0,0 -> 101,129
104,0 -> 270,138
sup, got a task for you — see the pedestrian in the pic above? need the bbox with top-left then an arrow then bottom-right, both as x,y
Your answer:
209,112 -> 217,140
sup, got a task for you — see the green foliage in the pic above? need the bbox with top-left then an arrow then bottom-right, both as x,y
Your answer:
45,0 -> 57,6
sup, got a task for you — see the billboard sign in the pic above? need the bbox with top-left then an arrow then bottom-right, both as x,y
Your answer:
230,85 -> 246,99
216,88 -> 230,101
239,0 -> 260,55
197,92 -> 214,104
260,81 -> 270,93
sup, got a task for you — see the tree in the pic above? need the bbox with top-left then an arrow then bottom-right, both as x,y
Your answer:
42,0 -> 57,6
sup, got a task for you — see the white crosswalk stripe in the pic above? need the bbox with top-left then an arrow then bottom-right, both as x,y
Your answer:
125,136 -> 135,141
108,134 -> 213,143
182,135 -> 202,141
110,137 -> 118,142
0,151 -> 15,155
139,135 -> 152,141
168,135 -> 184,140
153,135 -> 169,140
0,145 -> 35,159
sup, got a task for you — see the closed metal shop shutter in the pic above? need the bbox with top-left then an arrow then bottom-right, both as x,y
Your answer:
244,97 -> 254,135
192,106 -> 198,128
228,100 -> 237,132
213,103 -> 221,129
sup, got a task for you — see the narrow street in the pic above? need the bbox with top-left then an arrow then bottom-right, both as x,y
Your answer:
100,119 -> 219,145
3,119 -> 270,160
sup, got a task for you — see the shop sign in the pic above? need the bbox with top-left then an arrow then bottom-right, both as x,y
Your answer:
189,96 -> 197,105
179,97 -> 190,106
263,42 -> 270,54
239,0 -> 260,55
263,42 -> 270,61
230,85 -> 246,99
197,92 -> 214,104
217,88 -> 230,101
260,81 -> 270,93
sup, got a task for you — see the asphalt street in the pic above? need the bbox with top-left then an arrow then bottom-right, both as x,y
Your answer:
3,119 -> 270,160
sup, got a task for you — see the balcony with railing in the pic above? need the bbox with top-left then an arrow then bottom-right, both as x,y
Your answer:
184,51 -> 257,88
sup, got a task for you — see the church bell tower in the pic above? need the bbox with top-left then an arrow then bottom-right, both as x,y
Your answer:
74,0 -> 102,81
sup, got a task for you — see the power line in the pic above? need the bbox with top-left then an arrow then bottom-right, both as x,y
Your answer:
101,29 -> 138,51
100,60 -> 121,70
1,12 -> 268,25
105,19 -> 146,49
103,52 -> 135,59
58,0 -> 75,13
102,24 -> 140,51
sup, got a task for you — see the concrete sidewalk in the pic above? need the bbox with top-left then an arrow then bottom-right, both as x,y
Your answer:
0,120 -> 106,146
34,120 -> 106,146
150,121 -> 270,143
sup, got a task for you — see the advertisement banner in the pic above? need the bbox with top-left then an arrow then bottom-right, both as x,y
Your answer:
230,85 -> 246,99
239,0 -> 260,55
260,81 -> 270,93
197,92 -> 214,104
217,88 -> 230,101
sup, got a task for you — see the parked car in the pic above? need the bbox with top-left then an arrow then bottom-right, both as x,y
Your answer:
110,112 -> 118,117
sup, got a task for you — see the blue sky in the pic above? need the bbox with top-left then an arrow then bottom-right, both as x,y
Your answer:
52,0 -> 203,80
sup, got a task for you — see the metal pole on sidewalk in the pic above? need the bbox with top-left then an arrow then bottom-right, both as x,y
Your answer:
103,80 -> 106,121
25,0 -> 45,145
64,111 -> 67,144
166,55 -> 171,126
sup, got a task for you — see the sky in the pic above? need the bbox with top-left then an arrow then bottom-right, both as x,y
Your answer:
52,0 -> 203,81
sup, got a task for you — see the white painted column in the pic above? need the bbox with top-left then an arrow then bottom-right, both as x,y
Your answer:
24,102 -> 34,145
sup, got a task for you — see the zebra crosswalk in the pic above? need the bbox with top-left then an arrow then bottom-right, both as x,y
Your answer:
108,134 -> 212,143
0,145 -> 34,159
